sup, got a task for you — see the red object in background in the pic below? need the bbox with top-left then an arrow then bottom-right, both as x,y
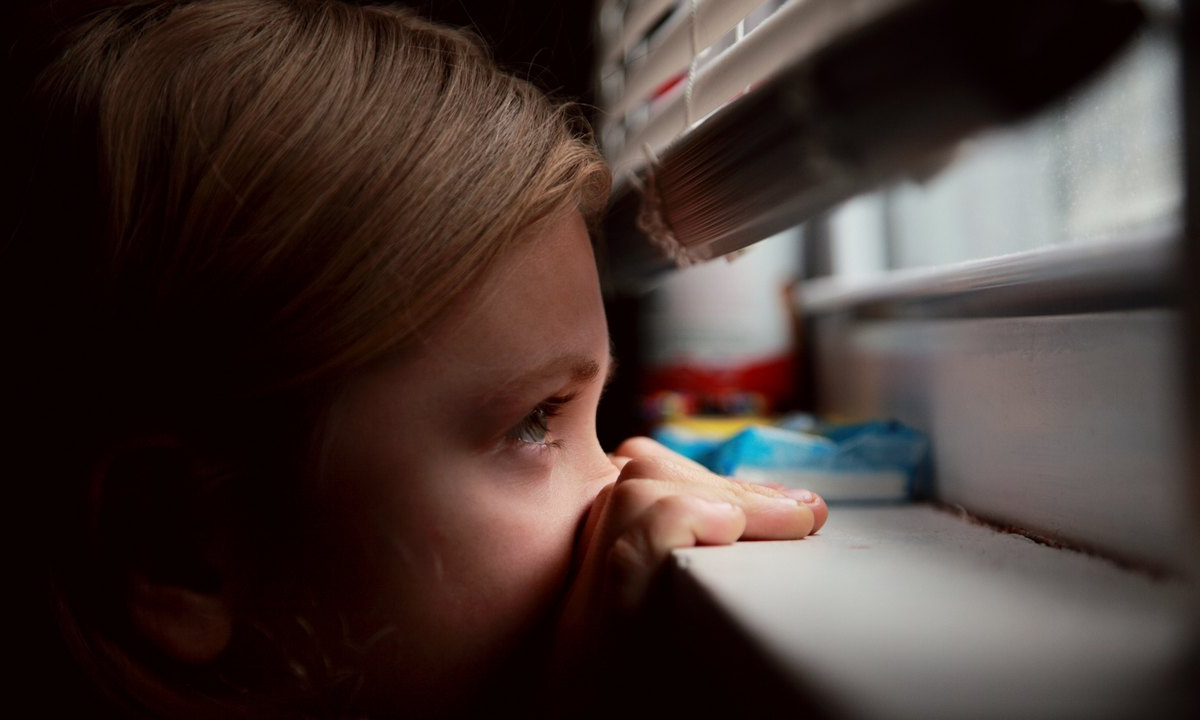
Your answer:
643,355 -> 795,411
652,71 -> 686,100
638,230 -> 803,421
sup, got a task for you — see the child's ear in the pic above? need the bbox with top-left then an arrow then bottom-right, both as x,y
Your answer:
127,572 -> 233,664
91,435 -> 236,664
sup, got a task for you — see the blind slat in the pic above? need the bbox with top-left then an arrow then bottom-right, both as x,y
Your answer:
612,0 -> 908,179
598,0 -> 1146,291
602,0 -> 768,127
604,0 -> 677,67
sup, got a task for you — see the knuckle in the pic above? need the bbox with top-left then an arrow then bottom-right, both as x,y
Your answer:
615,456 -> 663,482
613,435 -> 661,458
606,476 -> 662,515
607,533 -> 650,579
649,493 -> 691,519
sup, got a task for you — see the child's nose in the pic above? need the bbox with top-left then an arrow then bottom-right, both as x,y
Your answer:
579,440 -> 621,498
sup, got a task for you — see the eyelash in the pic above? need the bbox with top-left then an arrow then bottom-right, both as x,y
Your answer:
504,394 -> 573,449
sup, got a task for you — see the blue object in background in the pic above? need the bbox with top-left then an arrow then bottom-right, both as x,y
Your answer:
654,419 -> 930,503
703,426 -> 837,476
819,420 -> 930,474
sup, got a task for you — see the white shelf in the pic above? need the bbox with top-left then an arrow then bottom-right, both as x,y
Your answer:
669,505 -> 1196,719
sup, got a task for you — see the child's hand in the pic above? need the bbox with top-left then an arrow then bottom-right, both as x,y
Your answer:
551,436 -> 826,675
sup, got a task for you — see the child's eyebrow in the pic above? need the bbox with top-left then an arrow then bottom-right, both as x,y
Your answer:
488,348 -> 616,401
568,357 -> 602,384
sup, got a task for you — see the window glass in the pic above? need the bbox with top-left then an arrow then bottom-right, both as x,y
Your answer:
821,4 -> 1181,278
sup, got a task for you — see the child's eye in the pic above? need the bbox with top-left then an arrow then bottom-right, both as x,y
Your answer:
504,395 -> 573,447
507,405 -> 551,445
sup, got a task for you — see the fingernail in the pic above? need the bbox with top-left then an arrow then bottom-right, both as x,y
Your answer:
783,488 -> 817,504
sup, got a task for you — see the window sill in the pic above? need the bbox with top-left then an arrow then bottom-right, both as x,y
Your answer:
665,504 -> 1196,719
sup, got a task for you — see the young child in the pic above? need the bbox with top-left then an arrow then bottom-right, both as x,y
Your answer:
5,1 -> 827,716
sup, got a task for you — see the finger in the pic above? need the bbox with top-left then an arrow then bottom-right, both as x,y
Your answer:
612,436 -> 710,473
740,478 -> 788,491
613,462 -> 816,540
616,456 -> 727,491
723,481 -> 828,534
779,489 -> 828,533
605,494 -> 745,613
614,438 -> 829,536
753,480 -> 830,530
735,492 -> 816,540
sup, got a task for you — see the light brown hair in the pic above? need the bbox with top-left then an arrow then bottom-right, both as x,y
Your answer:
6,0 -> 608,715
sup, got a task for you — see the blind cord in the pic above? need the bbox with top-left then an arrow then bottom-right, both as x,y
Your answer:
685,0 -> 699,129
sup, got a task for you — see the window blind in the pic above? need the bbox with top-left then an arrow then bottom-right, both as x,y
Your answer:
596,0 -> 1146,292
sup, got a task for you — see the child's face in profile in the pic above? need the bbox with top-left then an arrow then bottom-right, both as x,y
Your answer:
322,211 -> 616,704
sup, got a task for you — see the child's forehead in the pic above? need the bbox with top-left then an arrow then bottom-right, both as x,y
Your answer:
365,212 -> 609,389
428,212 -> 600,325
